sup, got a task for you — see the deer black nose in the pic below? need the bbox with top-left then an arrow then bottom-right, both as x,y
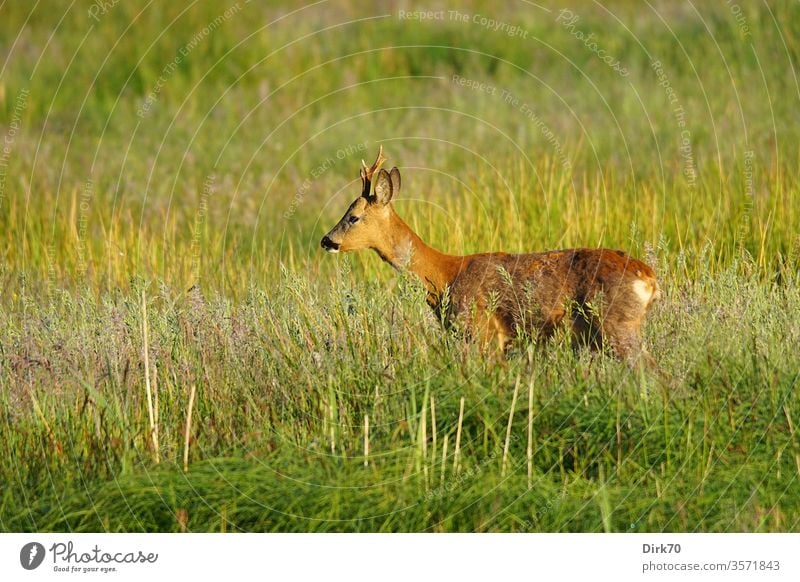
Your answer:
321,236 -> 339,251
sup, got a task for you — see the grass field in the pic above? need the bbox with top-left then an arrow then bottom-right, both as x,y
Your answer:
1,0 -> 799,532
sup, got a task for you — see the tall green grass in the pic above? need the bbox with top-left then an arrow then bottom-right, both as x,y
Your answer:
2,261 -> 799,531
1,0 -> 799,531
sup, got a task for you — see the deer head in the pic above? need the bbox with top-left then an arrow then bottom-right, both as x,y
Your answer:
321,146 -> 402,253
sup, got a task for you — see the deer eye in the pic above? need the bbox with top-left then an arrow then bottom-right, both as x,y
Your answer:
348,215 -> 360,224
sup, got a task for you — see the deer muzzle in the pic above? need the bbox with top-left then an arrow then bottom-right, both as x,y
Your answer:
320,235 -> 340,253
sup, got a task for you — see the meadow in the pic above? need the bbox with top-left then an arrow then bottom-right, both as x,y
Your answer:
1,0 -> 799,532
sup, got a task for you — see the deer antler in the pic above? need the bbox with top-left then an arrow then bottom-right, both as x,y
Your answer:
360,145 -> 387,195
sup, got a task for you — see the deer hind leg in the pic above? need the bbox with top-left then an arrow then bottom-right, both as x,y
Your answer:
570,311 -> 643,362
603,319 -> 643,360
485,314 -> 513,354
600,291 -> 654,367
570,309 -> 603,352
462,307 -> 513,355
605,323 -> 656,369
569,287 -> 653,365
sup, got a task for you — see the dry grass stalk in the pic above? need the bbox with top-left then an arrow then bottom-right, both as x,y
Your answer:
141,288 -> 159,464
430,395 -> 437,468
454,397 -> 465,475
440,434 -> 448,485
527,375 -> 534,489
183,384 -> 197,472
364,414 -> 369,467
502,375 -> 520,477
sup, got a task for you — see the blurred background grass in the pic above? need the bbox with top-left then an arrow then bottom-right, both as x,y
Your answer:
1,0 -> 799,298
1,0 -> 799,532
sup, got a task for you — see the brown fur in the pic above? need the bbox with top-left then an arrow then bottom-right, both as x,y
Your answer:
322,153 -> 659,361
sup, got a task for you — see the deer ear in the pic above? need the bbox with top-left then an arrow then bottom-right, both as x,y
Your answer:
389,167 -> 401,194
372,168 -> 393,205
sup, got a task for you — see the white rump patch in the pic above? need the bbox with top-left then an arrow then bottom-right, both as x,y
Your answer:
632,279 -> 653,304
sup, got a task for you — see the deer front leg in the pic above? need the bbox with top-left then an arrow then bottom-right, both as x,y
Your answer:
475,313 -> 513,356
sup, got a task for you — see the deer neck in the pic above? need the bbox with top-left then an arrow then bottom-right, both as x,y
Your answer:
373,209 -> 462,305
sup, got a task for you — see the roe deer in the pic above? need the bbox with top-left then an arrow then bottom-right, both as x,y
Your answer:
321,147 -> 660,361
